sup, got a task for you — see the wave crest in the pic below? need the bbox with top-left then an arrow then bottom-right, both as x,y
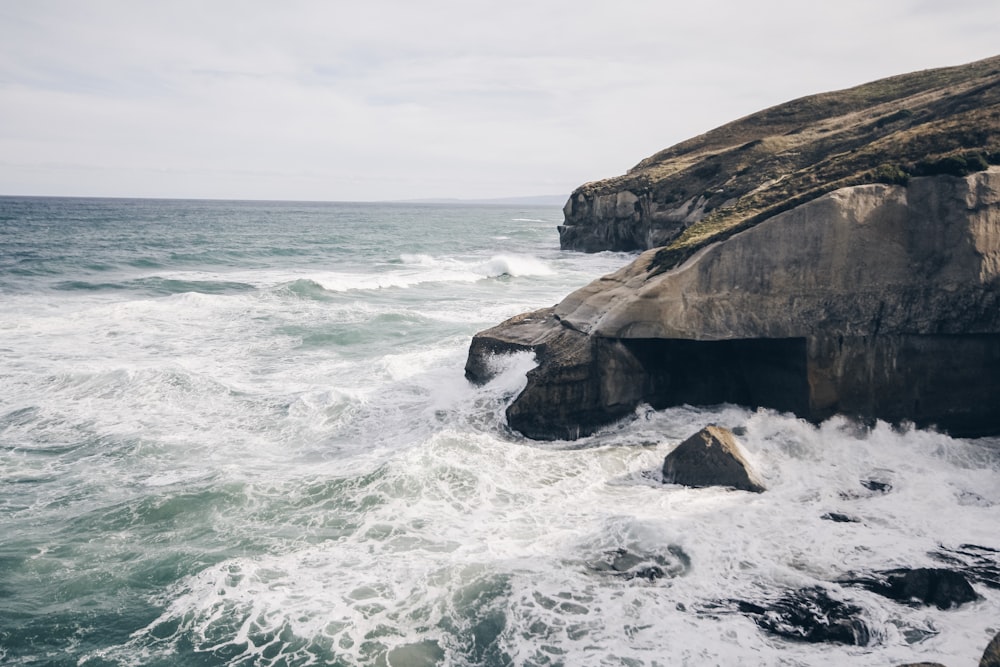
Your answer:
476,254 -> 553,278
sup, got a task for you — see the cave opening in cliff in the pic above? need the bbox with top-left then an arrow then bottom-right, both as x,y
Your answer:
621,337 -> 811,416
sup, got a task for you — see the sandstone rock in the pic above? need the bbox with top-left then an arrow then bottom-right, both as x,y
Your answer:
555,171 -> 1000,342
661,425 -> 765,493
466,170 -> 1000,440
466,307 -> 650,440
981,630 -> 1000,667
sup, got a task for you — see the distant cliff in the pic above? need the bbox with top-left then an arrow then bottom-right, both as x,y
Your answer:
559,55 -> 1000,261
469,56 -> 1000,440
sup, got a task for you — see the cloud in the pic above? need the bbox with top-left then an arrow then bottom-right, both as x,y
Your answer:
1,1 -> 997,200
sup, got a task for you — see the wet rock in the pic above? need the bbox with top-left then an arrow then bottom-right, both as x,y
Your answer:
465,307 -> 648,440
847,568 -> 979,609
861,479 -> 893,493
662,425 -> 765,493
932,544 -> 1000,589
981,630 -> 1000,667
588,546 -> 691,582
735,587 -> 873,645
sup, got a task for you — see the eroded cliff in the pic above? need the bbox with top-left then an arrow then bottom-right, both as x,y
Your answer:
469,169 -> 1000,440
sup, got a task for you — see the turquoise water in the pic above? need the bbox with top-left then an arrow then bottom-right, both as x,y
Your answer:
1,197 -> 998,666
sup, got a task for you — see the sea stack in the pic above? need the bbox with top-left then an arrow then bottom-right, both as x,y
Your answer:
467,55 -> 1000,440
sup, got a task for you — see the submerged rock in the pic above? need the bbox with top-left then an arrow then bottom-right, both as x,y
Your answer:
845,568 -> 979,610
588,545 -> 691,582
861,479 -> 894,494
735,587 -> 874,646
661,425 -> 765,493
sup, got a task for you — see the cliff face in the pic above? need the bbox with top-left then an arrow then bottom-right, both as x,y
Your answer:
468,168 -> 1000,440
557,170 -> 1000,340
469,56 -> 1000,440
559,55 -> 1000,257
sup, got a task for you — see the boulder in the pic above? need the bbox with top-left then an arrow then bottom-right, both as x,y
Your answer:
981,630 -> 1000,667
847,568 -> 979,610
661,426 -> 765,493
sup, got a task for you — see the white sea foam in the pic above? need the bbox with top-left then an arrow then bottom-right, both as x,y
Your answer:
475,254 -> 554,278
96,404 -> 999,666
284,254 -> 554,293
5,201 -> 998,667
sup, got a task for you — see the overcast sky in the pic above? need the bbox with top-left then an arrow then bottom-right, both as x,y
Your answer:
1,1 -> 997,201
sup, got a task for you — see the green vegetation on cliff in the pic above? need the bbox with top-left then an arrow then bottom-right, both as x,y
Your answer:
561,55 -> 1000,271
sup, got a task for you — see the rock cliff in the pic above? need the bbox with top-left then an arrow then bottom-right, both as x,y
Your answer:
470,168 -> 1000,439
467,57 -> 1000,440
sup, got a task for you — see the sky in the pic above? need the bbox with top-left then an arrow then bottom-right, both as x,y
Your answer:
1,1 -> 998,202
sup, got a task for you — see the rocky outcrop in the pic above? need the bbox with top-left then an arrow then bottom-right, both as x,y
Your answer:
468,168 -> 1000,439
466,307 -> 646,440
559,55 -> 1000,254
661,425 -> 765,492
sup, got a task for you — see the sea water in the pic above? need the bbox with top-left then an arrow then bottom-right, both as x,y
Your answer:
0,196 -> 997,666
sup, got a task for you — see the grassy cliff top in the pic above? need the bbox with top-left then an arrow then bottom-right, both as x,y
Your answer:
571,55 -> 1000,272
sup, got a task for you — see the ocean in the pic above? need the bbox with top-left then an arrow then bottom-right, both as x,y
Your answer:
0,196 -> 997,666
